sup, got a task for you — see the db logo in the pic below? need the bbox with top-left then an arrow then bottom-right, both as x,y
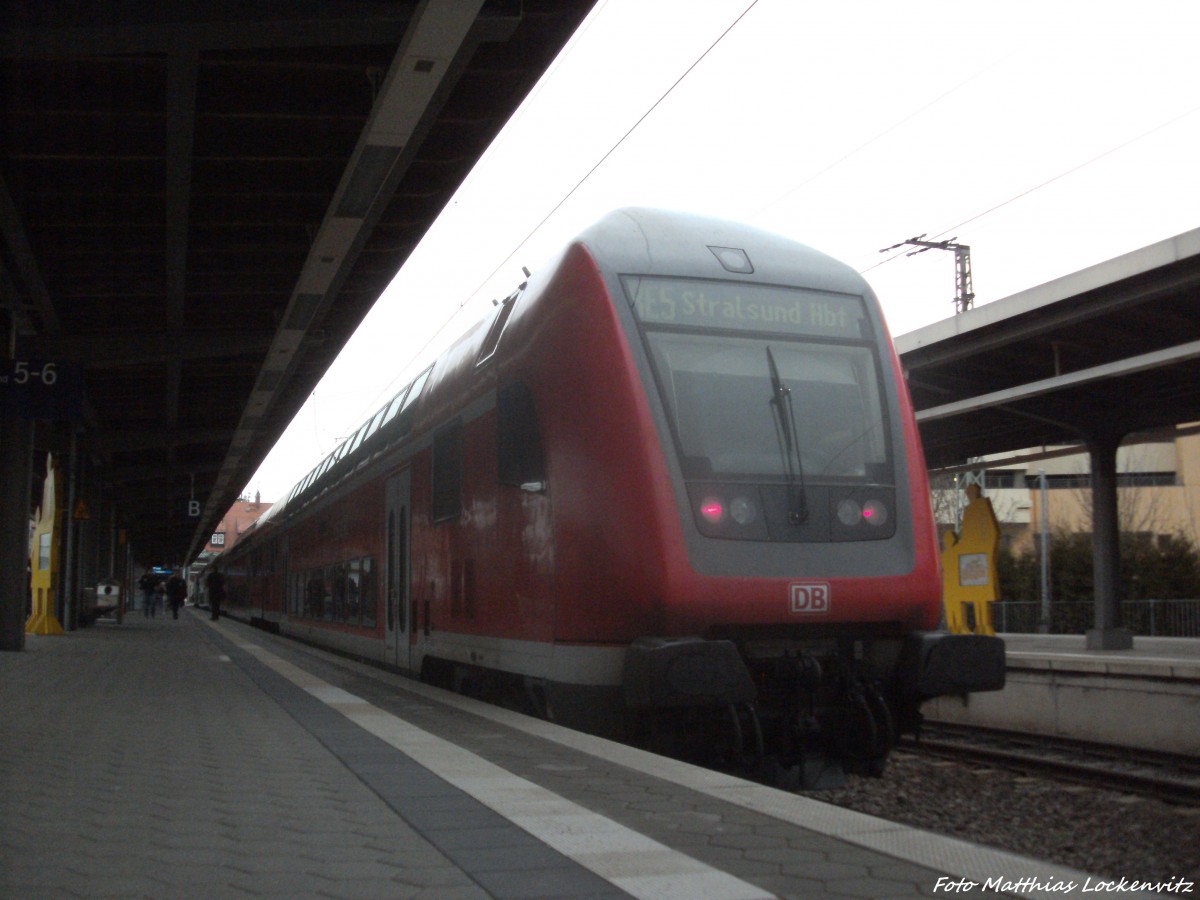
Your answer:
789,582 -> 831,614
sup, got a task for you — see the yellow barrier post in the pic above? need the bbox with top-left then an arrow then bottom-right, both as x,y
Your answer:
27,454 -> 65,636
940,484 -> 1001,636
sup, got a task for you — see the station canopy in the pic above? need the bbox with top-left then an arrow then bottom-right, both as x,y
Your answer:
897,229 -> 1200,471
1,1 -> 596,564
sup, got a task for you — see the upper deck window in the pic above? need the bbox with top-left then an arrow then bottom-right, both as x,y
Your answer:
380,384 -> 411,428
380,366 -> 432,435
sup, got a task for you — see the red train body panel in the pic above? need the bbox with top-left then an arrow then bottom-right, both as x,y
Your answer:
216,209 -> 1004,781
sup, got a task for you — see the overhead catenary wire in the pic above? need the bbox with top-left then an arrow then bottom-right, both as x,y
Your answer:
748,59 -> 1008,225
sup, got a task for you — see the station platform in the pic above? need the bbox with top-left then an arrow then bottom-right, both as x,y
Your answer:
924,633 -> 1200,754
1001,632 -> 1200,670
1,611 -> 1142,900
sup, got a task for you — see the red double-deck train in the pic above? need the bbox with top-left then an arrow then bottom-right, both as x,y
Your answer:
214,208 -> 1004,783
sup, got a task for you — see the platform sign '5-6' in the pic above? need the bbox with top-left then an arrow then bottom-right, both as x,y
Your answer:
8,361 -> 60,385
0,360 -> 82,420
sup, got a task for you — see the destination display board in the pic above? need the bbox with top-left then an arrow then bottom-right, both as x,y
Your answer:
624,276 -> 869,340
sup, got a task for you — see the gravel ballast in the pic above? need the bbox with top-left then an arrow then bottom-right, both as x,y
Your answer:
802,751 -> 1200,885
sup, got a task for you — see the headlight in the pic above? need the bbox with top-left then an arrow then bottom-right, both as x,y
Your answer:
729,495 -> 758,525
830,489 -> 895,541
862,498 -> 889,526
836,498 -> 862,526
689,485 -> 769,540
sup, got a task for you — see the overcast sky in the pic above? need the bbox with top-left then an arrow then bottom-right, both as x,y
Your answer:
246,0 -> 1200,501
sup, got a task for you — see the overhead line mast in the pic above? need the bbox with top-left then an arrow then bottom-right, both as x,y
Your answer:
881,235 -> 975,314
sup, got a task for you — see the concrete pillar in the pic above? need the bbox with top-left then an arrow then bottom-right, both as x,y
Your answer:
1086,435 -> 1133,650
0,416 -> 34,651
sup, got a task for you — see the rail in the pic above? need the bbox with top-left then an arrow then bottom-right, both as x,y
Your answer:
904,723 -> 1200,806
994,598 -> 1200,636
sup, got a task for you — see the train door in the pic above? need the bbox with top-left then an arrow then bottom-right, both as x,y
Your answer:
385,470 -> 412,670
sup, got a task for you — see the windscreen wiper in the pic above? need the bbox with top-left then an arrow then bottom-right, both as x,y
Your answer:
766,346 -> 808,525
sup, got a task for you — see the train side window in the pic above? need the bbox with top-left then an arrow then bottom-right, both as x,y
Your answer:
322,566 -> 335,620
497,382 -> 546,488
385,366 -> 433,438
380,384 -> 411,428
360,556 -> 377,628
432,420 -> 463,522
361,404 -> 388,444
314,453 -> 334,484
297,470 -> 315,498
345,422 -> 368,457
330,561 -> 347,621
399,366 -> 431,419
305,570 -> 323,618
290,572 -> 302,617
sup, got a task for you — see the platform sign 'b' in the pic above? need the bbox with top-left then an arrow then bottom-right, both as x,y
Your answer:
187,500 -> 200,518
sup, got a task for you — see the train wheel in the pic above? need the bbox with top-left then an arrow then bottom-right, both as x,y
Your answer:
829,675 -> 895,775
727,703 -> 765,770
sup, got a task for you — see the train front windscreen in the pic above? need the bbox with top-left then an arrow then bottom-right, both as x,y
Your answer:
625,276 -> 895,543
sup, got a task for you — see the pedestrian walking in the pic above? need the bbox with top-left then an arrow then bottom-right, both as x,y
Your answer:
165,571 -> 187,619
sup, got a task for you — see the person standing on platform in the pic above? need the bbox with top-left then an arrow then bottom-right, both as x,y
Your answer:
165,571 -> 187,620
139,571 -> 155,617
206,569 -> 225,621
150,581 -> 164,618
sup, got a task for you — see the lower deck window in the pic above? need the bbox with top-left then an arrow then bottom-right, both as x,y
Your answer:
290,555 -> 377,627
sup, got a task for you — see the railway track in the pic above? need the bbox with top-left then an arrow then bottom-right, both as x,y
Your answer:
902,722 -> 1200,806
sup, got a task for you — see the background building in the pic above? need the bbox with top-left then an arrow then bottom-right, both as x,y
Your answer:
187,493 -> 273,589
938,429 -> 1200,554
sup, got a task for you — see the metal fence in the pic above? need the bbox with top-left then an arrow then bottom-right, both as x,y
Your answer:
994,599 -> 1200,637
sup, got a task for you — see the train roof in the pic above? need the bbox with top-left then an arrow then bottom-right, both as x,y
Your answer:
578,208 -> 873,298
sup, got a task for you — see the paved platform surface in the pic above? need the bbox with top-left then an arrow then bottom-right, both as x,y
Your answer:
2,610 -> 1120,899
